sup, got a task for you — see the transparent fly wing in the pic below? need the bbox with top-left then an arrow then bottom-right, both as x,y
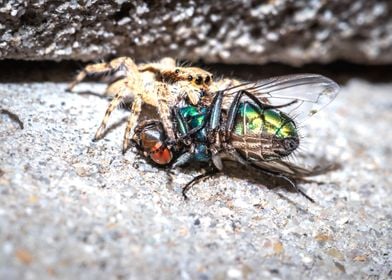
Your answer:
251,159 -> 340,179
223,74 -> 340,122
251,159 -> 315,177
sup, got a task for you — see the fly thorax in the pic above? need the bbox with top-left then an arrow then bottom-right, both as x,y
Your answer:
177,105 -> 208,142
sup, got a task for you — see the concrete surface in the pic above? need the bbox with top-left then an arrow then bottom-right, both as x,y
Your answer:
1,0 -> 392,65
0,64 -> 391,279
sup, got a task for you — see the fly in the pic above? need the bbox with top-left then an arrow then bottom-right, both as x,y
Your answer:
133,74 -> 340,202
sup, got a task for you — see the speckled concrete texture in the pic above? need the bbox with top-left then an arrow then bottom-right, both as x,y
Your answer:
0,64 -> 391,279
1,0 -> 392,65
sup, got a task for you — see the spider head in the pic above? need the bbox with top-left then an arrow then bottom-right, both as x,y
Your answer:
166,67 -> 214,90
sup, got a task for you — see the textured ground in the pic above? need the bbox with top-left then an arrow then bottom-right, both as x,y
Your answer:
1,0 -> 392,64
0,64 -> 391,279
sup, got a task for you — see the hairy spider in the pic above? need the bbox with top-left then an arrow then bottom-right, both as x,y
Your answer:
67,57 -> 235,153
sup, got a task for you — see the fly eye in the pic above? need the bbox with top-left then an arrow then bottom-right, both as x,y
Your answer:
195,76 -> 203,85
283,138 -> 299,152
205,76 -> 211,84
150,145 -> 173,165
175,69 -> 180,74
188,75 -> 193,81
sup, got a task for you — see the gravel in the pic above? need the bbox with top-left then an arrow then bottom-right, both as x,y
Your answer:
0,65 -> 391,279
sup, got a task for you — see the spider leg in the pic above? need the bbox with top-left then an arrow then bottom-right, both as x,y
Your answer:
94,88 -> 128,141
122,96 -> 143,154
137,57 -> 176,76
212,78 -> 242,92
67,56 -> 140,91
69,57 -> 146,148
95,78 -> 146,145
159,57 -> 176,67
153,82 -> 176,140
105,78 -> 128,98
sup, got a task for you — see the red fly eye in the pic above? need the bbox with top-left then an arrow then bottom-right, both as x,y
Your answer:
135,121 -> 173,165
150,143 -> 173,165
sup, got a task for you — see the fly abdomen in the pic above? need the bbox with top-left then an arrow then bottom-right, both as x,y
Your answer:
230,102 -> 299,161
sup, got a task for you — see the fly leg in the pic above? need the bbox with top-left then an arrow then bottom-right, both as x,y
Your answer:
163,90 -> 226,145
182,168 -> 219,200
274,173 -> 315,203
250,163 -> 316,203
172,152 -> 193,168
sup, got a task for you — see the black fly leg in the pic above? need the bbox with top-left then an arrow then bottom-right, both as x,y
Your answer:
167,91 -> 226,144
169,107 -> 203,145
274,174 -> 315,203
208,90 -> 224,130
182,168 -> 219,200
250,163 -> 316,203
172,152 -> 193,168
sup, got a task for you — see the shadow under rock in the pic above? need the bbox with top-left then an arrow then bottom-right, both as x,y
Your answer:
199,60 -> 392,85
0,59 -> 391,85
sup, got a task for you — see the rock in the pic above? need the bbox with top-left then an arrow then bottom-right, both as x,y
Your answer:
0,0 -> 391,65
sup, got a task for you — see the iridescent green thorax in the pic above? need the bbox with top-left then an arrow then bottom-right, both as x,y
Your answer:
233,102 -> 298,139
179,106 -> 206,129
177,105 -> 210,162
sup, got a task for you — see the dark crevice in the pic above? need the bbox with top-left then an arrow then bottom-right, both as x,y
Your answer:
0,60 -> 391,85
112,2 -> 134,21
20,8 -> 45,26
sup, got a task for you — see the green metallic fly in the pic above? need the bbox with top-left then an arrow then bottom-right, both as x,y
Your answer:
133,74 -> 340,202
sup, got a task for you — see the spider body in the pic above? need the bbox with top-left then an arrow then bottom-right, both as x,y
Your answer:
67,57 -> 223,153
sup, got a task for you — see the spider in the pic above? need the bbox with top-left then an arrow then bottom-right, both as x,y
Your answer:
67,57 -> 236,153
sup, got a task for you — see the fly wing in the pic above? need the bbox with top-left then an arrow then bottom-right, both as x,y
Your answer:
251,159 -> 339,179
222,74 -> 340,122
252,160 -> 319,178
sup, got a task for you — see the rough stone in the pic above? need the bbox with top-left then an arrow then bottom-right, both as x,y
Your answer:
0,63 -> 391,279
0,0 -> 391,65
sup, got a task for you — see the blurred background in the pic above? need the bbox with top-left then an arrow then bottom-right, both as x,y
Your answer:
1,0 -> 391,64
0,1 -> 391,279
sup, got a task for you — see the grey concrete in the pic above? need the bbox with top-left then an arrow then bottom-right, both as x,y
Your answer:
1,0 -> 392,65
0,68 -> 391,279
